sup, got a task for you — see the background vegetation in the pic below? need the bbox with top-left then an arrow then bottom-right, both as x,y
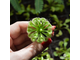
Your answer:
10,0 -> 70,60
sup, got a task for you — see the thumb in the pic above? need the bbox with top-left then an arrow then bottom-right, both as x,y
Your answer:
15,38 -> 52,60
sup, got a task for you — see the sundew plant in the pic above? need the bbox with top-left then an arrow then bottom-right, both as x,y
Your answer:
27,18 -> 52,43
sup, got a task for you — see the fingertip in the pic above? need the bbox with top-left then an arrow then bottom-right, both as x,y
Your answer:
52,26 -> 56,31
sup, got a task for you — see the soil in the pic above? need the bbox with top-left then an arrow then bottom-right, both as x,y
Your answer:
10,0 -> 70,60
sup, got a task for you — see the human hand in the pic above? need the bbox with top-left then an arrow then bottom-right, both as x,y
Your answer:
10,21 -> 56,60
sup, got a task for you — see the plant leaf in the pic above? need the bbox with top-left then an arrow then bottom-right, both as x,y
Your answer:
35,0 -> 43,13
64,38 -> 69,42
56,30 -> 63,37
65,19 -> 70,23
53,52 -> 58,56
60,56 -> 65,59
54,0 -> 63,4
10,0 -> 21,11
47,0 -> 53,4
64,38 -> 69,48
59,41 -> 63,47
55,47 -> 59,50
50,14 -> 59,24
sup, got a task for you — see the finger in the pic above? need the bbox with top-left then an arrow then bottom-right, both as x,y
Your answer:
10,37 -> 17,51
52,26 -> 56,31
15,38 -> 52,60
14,33 -> 29,45
10,49 -> 13,53
10,37 -> 13,47
10,21 -> 29,39
15,40 -> 32,50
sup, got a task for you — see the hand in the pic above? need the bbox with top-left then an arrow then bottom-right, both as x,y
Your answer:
10,21 -> 56,60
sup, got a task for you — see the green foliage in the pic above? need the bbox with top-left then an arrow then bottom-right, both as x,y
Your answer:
67,0 -> 70,6
35,0 -> 44,13
16,4 -> 38,20
47,0 -> 53,4
16,4 -> 25,15
27,18 -> 52,43
10,0 -> 21,11
10,0 -> 44,18
53,38 -> 70,60
25,5 -> 36,20
32,48 -> 54,60
10,0 -> 66,21
54,0 -> 63,4
56,30 -> 63,37
60,52 -> 70,60
50,14 -> 70,37
10,0 -> 44,14
63,19 -> 70,34
42,0 -> 64,13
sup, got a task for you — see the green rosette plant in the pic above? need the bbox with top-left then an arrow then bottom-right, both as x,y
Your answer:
27,17 -> 52,43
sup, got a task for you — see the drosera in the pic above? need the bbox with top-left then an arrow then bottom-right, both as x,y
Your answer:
27,17 -> 52,43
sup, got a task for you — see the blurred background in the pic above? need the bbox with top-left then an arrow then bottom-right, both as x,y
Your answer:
10,0 -> 70,60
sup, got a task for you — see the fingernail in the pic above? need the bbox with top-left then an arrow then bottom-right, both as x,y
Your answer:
41,38 -> 52,48
53,26 -> 56,29
52,26 -> 56,31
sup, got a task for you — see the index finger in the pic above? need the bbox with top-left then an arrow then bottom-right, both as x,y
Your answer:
10,21 -> 29,39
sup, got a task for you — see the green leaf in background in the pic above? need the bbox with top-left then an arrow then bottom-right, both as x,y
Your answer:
56,30 -> 63,37
64,38 -> 69,49
67,28 -> 70,34
60,56 -> 65,59
53,51 -> 58,56
10,0 -> 21,11
59,41 -> 63,47
65,19 -> 70,24
54,0 -> 63,4
47,0 -> 53,4
50,14 -> 59,24
55,47 -> 59,50
64,38 -> 69,42
67,48 -> 70,52
35,0 -> 43,13
54,4 -> 64,12
50,7 -> 55,12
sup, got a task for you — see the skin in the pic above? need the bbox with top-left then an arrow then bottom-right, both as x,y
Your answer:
10,21 -> 55,60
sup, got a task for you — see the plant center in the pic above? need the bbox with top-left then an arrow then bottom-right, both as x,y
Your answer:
40,28 -> 43,32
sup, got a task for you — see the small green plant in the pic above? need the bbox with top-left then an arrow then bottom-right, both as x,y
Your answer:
16,4 -> 25,15
27,17 -> 52,43
53,38 -> 70,60
10,0 -> 44,14
42,0 -> 64,13
23,5 -> 37,20
16,4 -> 38,20
32,48 -> 54,60
10,0 -> 65,21
50,14 -> 70,37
